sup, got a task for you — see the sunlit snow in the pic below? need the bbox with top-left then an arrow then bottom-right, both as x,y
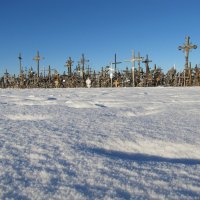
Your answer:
0,87 -> 200,199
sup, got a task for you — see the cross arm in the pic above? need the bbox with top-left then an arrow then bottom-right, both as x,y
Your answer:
112,61 -> 122,64
190,44 -> 197,49
178,46 -> 184,50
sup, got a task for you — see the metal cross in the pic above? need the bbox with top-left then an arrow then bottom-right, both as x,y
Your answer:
112,53 -> 122,72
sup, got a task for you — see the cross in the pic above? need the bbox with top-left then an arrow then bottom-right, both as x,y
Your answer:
4,69 -> 9,77
112,53 -> 122,73
18,53 -> 23,76
33,51 -> 44,78
178,36 -> 197,69
123,67 -> 130,78
48,65 -> 51,80
65,57 -> 74,76
79,54 -> 89,79
86,65 -> 92,77
108,63 -> 115,87
125,50 -> 141,86
3,69 -> 9,86
135,52 -> 144,79
142,54 -> 152,82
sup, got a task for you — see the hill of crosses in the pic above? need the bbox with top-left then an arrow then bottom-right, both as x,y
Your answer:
1,36 -> 199,88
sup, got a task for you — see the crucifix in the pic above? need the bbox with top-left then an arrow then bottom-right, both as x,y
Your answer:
142,54 -> 152,84
178,36 -> 197,69
33,51 -> 44,78
65,57 -> 74,76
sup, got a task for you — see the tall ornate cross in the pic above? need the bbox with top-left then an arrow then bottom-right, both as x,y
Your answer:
178,36 -> 197,69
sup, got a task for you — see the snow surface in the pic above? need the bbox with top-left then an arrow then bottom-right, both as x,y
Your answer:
0,87 -> 200,199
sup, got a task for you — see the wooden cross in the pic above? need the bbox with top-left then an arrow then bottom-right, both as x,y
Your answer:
125,50 -> 142,86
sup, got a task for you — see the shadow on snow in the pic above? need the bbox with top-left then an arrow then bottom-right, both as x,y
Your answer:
85,146 -> 200,165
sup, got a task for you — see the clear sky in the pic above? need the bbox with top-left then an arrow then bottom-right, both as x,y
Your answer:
0,0 -> 200,76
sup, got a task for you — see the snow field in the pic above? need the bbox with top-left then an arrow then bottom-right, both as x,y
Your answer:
0,87 -> 200,199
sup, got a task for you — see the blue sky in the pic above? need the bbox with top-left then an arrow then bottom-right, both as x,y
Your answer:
0,0 -> 200,76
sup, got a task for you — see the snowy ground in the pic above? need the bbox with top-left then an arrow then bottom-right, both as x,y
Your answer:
0,87 -> 200,199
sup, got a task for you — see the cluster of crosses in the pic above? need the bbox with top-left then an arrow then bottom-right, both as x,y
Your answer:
1,36 -> 199,88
